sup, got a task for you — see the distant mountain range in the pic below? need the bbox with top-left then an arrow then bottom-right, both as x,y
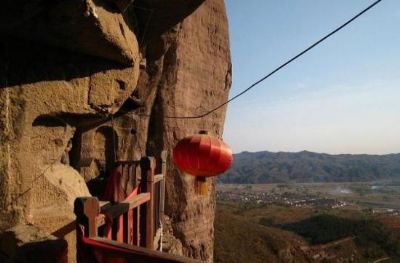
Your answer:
218,151 -> 400,184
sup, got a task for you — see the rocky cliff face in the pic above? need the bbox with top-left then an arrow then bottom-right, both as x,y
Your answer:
0,0 -> 231,262
143,1 -> 231,261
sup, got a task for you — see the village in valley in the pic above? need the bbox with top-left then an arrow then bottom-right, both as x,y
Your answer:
215,182 -> 400,263
217,183 -> 400,216
217,188 -> 350,209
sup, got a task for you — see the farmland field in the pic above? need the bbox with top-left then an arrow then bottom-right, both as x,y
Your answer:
215,182 -> 400,263
218,181 -> 400,210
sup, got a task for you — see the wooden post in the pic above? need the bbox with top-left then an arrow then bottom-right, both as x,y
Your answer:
136,206 -> 141,246
123,212 -> 129,243
140,156 -> 156,249
74,197 -> 100,238
74,197 -> 100,263
126,209 -> 133,245
160,151 -> 167,217
147,157 -> 155,249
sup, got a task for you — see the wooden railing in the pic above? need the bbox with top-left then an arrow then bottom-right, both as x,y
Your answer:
114,159 -> 141,196
74,152 -> 199,262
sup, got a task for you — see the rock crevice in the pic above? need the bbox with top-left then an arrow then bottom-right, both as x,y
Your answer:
0,0 -> 231,262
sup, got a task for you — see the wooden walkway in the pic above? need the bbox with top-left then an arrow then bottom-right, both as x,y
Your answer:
74,153 -> 201,262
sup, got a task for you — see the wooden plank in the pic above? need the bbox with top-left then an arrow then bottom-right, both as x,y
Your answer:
160,151 -> 167,216
105,222 -> 112,240
140,156 -> 156,249
154,184 -> 160,231
139,200 -> 147,247
136,206 -> 141,246
82,197 -> 100,238
99,201 -> 110,207
95,214 -> 106,228
123,213 -> 129,243
161,151 -> 167,176
117,215 -> 123,242
146,159 -> 155,249
154,174 -> 164,183
125,192 -> 150,207
101,193 -> 150,219
90,237 -> 203,263
127,209 -> 134,245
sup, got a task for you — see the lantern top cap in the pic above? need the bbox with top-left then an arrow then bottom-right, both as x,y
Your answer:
199,130 -> 209,135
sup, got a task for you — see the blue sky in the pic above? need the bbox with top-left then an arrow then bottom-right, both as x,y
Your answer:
223,0 -> 400,154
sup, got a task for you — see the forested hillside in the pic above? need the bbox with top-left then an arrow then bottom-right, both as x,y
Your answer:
219,151 -> 400,183
215,202 -> 400,263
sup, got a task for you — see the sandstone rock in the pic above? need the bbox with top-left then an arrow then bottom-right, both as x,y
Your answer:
162,215 -> 184,254
138,0 -> 232,261
31,164 -> 90,209
0,0 -> 45,31
28,164 -> 90,262
0,0 -> 231,262
0,224 -> 68,263
2,0 -> 139,65
0,38 -> 139,262
134,0 -> 205,39
0,38 -> 140,114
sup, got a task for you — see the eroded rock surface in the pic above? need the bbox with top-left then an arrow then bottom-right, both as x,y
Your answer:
0,0 -> 231,262
2,0 -> 139,64
0,224 -> 68,263
141,1 -> 231,261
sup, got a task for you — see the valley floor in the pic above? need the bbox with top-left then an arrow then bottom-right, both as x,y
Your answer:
214,200 -> 400,263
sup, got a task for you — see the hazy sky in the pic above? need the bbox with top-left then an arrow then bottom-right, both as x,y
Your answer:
223,0 -> 400,154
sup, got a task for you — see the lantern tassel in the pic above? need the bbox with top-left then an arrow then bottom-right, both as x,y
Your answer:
195,176 -> 208,196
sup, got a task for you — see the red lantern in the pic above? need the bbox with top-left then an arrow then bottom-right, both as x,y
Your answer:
173,133 -> 233,195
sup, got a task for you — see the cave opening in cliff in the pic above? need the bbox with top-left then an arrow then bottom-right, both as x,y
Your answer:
95,126 -> 118,175
68,128 -> 82,173
44,114 -> 122,199
87,126 -> 119,197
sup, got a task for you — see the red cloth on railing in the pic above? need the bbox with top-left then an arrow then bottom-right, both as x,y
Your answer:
103,168 -> 125,203
104,180 -> 139,244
